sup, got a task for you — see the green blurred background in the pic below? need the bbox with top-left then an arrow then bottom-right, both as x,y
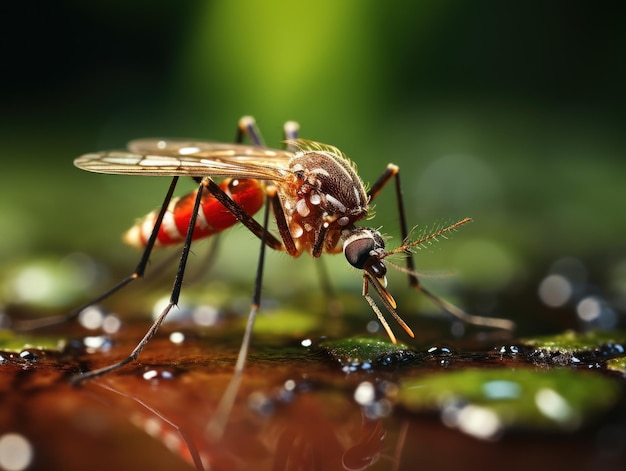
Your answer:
1,1 -> 625,332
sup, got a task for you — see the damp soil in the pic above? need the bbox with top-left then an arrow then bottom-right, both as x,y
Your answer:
1,315 -> 625,471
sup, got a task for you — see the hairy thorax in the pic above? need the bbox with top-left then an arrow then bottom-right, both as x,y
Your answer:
278,149 -> 370,256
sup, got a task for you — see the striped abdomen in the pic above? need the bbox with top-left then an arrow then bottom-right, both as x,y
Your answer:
123,179 -> 265,248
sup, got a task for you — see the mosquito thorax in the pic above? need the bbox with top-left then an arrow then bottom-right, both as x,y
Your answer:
280,143 -> 369,254
341,227 -> 388,279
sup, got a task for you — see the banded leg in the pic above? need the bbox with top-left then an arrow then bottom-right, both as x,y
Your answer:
70,117 -> 285,381
367,164 -> 515,331
13,176 -> 181,331
72,174 -> 208,382
206,187 -> 276,440
15,117 -> 274,332
207,119 -> 302,439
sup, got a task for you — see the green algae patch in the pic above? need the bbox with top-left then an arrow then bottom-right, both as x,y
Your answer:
251,307 -> 322,337
319,337 -> 418,372
519,330 -> 626,366
0,329 -> 65,352
398,368 -> 620,440
606,356 -> 626,375
522,330 -> 626,353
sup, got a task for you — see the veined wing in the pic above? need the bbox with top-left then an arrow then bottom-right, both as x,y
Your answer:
74,139 -> 294,181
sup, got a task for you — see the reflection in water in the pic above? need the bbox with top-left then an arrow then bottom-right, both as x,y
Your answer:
95,382 -> 205,471
93,377 -> 407,471
341,418 -> 385,471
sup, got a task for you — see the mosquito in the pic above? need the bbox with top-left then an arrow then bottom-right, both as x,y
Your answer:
24,116 -> 515,438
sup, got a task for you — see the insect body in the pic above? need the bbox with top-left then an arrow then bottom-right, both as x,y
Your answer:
124,178 -> 265,248
68,117 -> 514,439
76,135 -> 415,340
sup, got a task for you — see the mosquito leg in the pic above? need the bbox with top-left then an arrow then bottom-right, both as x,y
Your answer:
71,176 -> 205,383
13,176 -> 181,331
368,165 -> 515,331
206,188 -> 274,440
367,164 -> 416,285
237,116 -> 265,146
181,117 -> 271,286
283,120 -> 300,144
238,116 -> 300,147
280,119 -> 343,314
203,178 -> 284,251
314,257 -> 344,317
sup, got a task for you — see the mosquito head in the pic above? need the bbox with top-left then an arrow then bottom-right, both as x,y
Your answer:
341,227 -> 388,284
341,226 -> 415,344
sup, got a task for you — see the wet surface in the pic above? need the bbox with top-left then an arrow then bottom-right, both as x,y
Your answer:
1,318 -> 625,471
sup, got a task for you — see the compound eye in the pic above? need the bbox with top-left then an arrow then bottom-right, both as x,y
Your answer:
344,237 -> 376,269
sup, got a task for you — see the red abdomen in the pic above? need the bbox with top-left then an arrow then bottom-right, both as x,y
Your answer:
124,179 -> 265,248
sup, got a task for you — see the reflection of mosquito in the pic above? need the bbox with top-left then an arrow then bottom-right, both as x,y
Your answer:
94,381 -> 206,471
40,117 -> 514,437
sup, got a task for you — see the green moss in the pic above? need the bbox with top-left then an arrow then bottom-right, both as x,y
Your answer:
0,329 -> 65,352
319,337 -> 418,371
521,330 -> 626,352
398,368 -> 619,438
251,308 -> 322,337
606,356 -> 626,375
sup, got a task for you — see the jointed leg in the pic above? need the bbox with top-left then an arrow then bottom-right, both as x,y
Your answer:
25,117 -> 271,333
72,175 -> 205,383
207,188 -> 275,440
14,176 -> 181,331
71,117 -> 291,383
368,164 -> 515,331
367,164 -> 416,286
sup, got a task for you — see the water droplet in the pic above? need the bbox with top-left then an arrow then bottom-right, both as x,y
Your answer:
427,346 -> 454,356
192,305 -> 219,326
19,350 -> 37,362
0,433 -> 34,471
354,382 -> 376,406
576,296 -> 617,329
577,296 -> 602,321
78,306 -> 106,330
82,335 -> 111,352
142,370 -> 158,381
366,320 -> 380,334
102,314 -> 121,334
496,344 -> 521,356
538,274 -> 573,307
142,368 -> 175,381
169,331 -> 185,345
601,342 -> 625,356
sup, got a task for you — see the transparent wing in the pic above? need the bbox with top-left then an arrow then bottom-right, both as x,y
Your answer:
74,139 -> 295,181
